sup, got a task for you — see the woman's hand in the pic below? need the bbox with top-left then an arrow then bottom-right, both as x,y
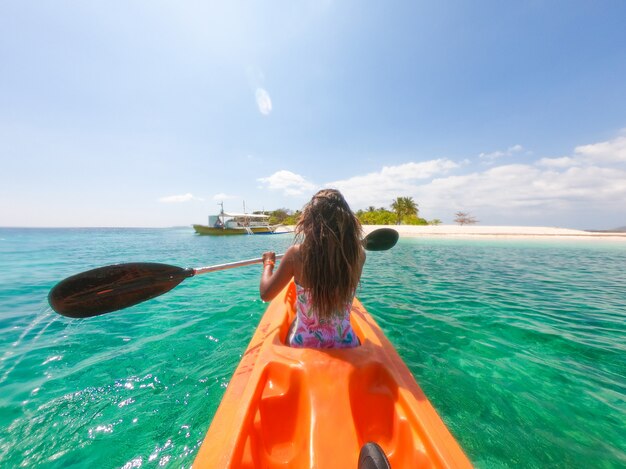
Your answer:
259,247 -> 296,302
262,251 -> 276,269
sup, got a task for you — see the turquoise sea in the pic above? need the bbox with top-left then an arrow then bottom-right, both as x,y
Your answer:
1,228 -> 625,468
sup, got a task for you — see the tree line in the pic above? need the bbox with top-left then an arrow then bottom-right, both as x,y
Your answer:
356,197 -> 436,225
261,197 -> 479,226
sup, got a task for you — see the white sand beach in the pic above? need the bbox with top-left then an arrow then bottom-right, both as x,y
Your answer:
276,224 -> 626,240
358,225 -> 626,240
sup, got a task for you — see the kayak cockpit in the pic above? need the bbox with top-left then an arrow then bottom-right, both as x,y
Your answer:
193,281 -> 471,468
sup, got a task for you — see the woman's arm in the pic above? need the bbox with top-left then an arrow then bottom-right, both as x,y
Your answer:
259,245 -> 297,301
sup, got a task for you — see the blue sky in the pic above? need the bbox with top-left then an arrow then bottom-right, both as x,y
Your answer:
1,1 -> 625,229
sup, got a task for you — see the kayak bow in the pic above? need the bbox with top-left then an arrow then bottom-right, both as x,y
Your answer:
194,282 -> 471,468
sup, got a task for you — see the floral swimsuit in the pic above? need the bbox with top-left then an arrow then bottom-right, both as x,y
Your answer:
288,283 -> 360,348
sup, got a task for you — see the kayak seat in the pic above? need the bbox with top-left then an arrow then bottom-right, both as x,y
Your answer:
246,362 -> 310,467
349,359 -> 430,468
350,363 -> 396,443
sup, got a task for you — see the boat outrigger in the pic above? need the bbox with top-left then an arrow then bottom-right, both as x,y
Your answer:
193,204 -> 280,235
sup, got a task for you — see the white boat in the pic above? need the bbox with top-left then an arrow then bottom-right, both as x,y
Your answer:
193,205 -> 279,235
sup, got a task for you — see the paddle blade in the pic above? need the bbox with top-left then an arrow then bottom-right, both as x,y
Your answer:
48,263 -> 194,318
363,228 -> 399,251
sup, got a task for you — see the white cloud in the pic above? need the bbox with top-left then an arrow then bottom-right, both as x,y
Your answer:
158,193 -> 203,203
413,153 -> 626,225
308,134 -> 626,227
479,144 -> 524,162
326,159 -> 458,207
258,170 -> 316,196
379,159 -> 459,180
536,135 -> 626,169
212,193 -> 239,201
574,135 -> 626,163
424,164 -> 626,208
256,88 -> 272,115
536,156 -> 580,168
251,134 -> 625,227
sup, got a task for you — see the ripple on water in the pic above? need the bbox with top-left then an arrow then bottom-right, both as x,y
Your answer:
360,239 -> 626,468
1,230 -> 625,467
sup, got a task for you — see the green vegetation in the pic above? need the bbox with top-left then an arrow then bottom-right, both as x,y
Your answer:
356,197 -> 437,225
262,197 -> 442,226
390,197 -> 418,223
260,208 -> 301,226
355,207 -> 397,225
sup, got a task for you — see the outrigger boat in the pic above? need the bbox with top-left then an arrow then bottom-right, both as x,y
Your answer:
193,204 -> 280,236
193,281 -> 472,468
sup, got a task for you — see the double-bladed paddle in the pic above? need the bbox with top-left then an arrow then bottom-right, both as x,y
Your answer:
48,228 -> 399,318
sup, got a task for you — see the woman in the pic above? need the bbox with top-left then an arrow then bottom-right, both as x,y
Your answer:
259,189 -> 365,348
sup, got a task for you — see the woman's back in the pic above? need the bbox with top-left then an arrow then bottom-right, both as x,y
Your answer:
259,189 -> 364,349
289,282 -> 359,348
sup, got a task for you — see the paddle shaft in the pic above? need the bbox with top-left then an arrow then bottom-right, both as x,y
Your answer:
194,254 -> 284,275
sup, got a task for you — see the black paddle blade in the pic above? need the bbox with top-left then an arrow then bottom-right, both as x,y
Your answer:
363,228 -> 399,251
48,263 -> 194,318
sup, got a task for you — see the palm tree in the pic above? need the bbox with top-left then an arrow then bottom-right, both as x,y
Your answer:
391,197 -> 418,224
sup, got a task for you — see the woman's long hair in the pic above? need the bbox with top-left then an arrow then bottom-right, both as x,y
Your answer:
296,189 -> 363,320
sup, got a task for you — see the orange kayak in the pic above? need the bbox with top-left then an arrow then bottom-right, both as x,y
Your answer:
194,282 -> 472,468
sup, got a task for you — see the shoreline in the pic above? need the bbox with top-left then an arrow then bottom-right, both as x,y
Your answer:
277,225 -> 626,240
361,225 -> 626,240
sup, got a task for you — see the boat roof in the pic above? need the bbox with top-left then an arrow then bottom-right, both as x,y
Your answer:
221,212 -> 270,218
